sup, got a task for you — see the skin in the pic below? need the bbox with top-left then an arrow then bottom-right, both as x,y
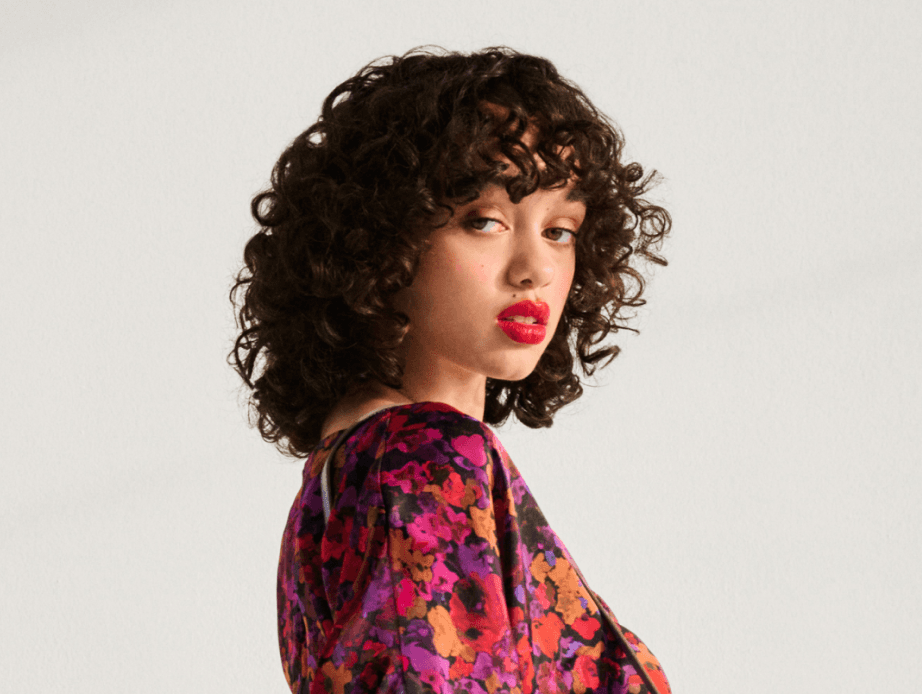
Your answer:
321,181 -> 586,438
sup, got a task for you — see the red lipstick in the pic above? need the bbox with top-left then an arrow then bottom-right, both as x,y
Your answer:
496,300 -> 550,345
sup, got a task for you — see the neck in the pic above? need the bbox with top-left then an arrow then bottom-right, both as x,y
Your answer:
396,349 -> 487,422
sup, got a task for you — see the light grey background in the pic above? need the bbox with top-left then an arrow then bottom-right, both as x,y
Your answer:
2,1 -> 920,692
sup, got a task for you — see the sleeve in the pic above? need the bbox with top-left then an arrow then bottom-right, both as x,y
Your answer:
378,409 -> 519,690
319,405 -> 520,693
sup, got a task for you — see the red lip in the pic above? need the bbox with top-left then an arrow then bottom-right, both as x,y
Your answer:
496,300 -> 550,326
496,300 -> 550,345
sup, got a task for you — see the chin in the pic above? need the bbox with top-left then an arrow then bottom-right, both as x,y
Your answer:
490,359 -> 543,383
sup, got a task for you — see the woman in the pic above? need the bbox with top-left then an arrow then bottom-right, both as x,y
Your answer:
231,47 -> 671,693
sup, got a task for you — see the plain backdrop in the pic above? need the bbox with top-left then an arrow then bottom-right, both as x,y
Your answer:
2,1 -> 920,692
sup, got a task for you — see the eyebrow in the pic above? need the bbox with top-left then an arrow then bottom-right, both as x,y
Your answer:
566,187 -> 587,203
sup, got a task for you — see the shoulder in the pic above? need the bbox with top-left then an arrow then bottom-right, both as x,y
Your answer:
356,401 -> 502,485
388,402 -> 497,460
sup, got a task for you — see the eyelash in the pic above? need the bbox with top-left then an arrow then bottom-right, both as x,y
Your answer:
465,217 -> 578,245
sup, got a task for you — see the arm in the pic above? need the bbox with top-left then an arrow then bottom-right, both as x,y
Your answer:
376,412 -> 517,689
316,404 -> 670,694
319,405 -> 520,692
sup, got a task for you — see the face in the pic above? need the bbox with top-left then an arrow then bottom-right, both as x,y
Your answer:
393,183 -> 586,396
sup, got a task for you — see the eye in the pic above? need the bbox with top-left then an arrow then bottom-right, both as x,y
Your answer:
467,217 -> 504,233
545,227 -> 577,244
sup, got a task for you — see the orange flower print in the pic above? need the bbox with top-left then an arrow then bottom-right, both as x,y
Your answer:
533,611 -> 564,657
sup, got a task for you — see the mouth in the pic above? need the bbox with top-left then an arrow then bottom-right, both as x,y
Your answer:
497,320 -> 546,345
496,300 -> 550,326
496,300 -> 550,345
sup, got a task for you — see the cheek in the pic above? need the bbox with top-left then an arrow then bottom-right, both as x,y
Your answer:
437,246 -> 493,293
442,245 -> 488,280
550,258 -> 576,327
559,257 -> 576,297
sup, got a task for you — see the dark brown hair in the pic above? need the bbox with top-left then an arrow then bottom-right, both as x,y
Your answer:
230,46 -> 671,457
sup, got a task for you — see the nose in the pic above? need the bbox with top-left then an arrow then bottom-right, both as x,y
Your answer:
506,226 -> 555,289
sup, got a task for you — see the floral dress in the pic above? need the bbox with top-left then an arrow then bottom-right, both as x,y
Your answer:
278,401 -> 671,694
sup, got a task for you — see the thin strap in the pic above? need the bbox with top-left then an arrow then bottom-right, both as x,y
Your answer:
320,407 -> 392,523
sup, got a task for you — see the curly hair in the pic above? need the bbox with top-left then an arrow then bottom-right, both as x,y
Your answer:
229,46 -> 671,457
